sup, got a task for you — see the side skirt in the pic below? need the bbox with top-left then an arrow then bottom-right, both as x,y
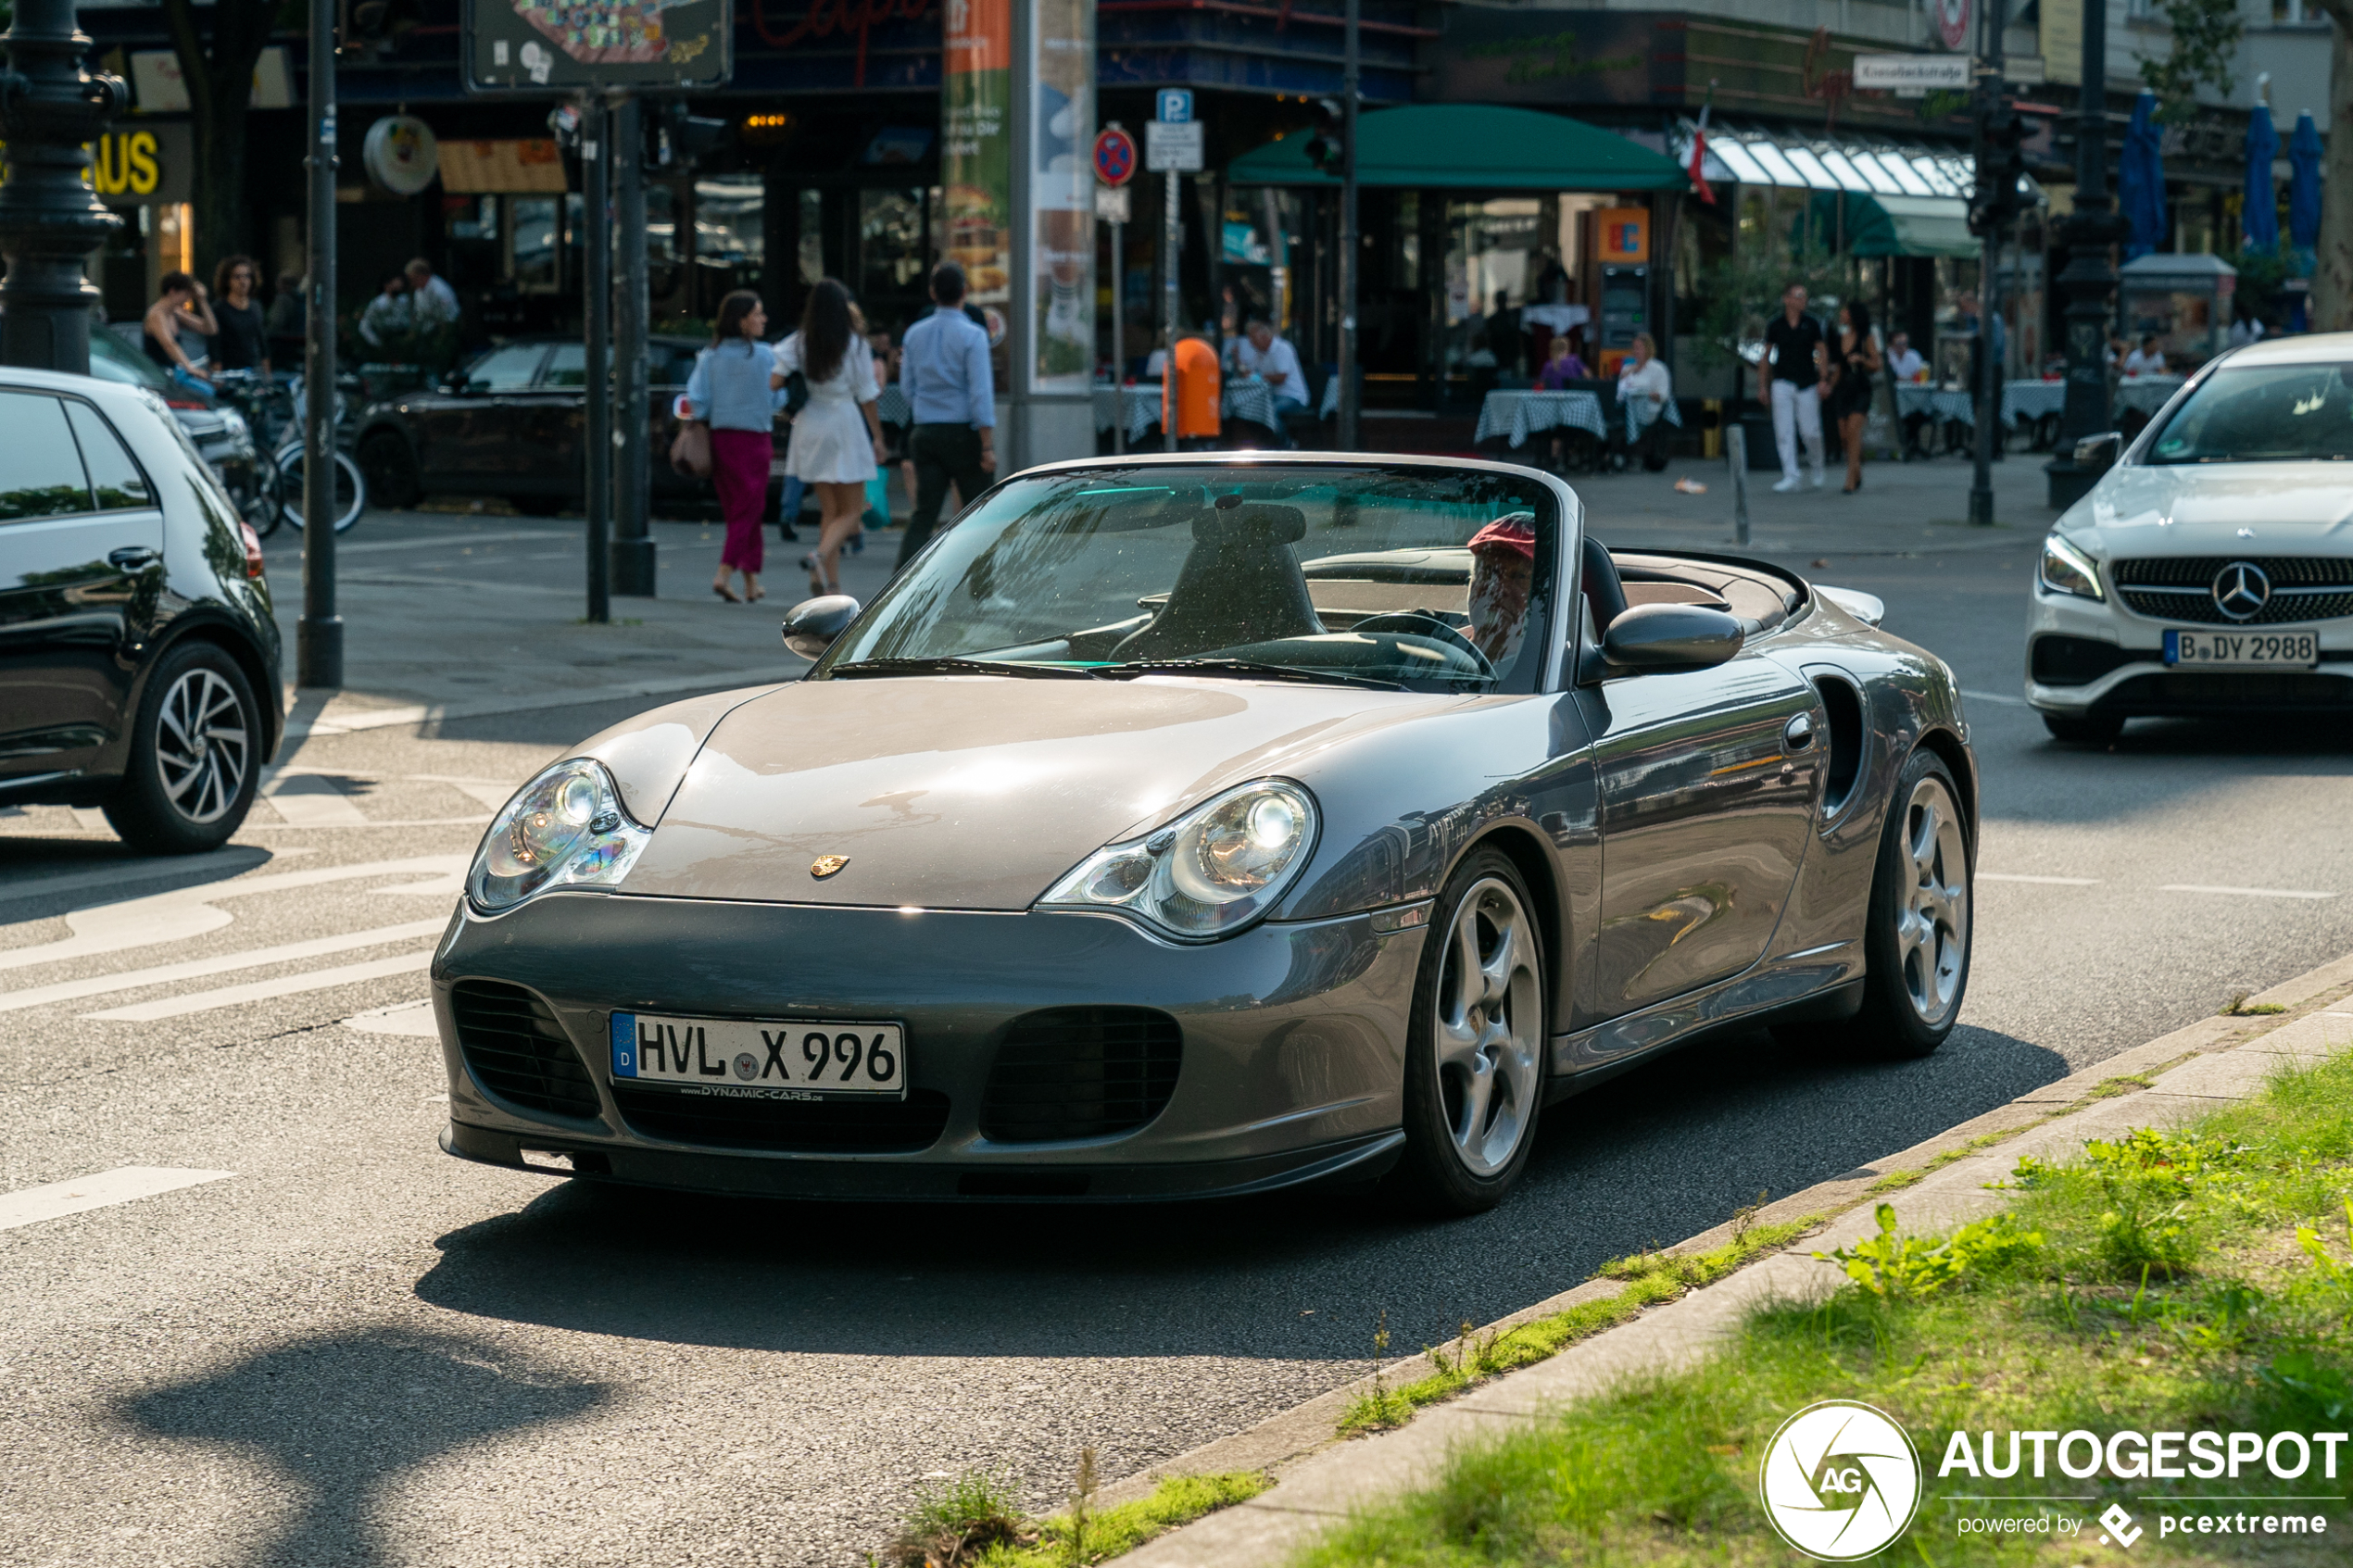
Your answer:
1542,950 -> 1865,1100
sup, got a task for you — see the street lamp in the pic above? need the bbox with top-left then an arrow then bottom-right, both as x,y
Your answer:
0,0 -> 126,376
2046,0 -> 2128,508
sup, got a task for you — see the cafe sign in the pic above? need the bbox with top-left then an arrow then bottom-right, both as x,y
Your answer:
88,125 -> 192,207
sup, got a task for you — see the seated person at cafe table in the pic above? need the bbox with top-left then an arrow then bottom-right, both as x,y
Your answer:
1225,318 -> 1309,411
1616,332 -> 1675,472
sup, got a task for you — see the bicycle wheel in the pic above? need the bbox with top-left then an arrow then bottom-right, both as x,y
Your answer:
247,450 -> 285,538
275,442 -> 367,533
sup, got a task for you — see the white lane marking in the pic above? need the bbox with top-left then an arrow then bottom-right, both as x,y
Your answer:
68,807 -> 114,832
282,671 -> 799,739
0,847 -> 297,909
0,1166 -> 234,1234
275,528 -> 561,557
0,854 -> 463,972
1960,688 -> 2030,707
1980,873 -> 2101,885
2158,884 -> 2339,900
258,773 -> 371,827
344,997 -> 439,1036
0,918 -> 448,1014
85,950 -> 434,1021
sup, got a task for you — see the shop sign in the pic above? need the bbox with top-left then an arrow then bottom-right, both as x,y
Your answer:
463,0 -> 735,94
438,138 -> 569,194
751,0 -> 937,91
944,0 -> 1012,383
1428,11 -> 1654,107
1029,0 -> 1095,395
129,47 -> 295,113
363,116 -> 441,196
87,124 -> 192,207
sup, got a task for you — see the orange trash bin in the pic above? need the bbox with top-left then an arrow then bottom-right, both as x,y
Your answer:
1164,336 -> 1222,440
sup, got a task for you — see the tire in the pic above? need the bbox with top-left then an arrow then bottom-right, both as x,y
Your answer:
2043,709 -> 2124,745
1820,748 -> 1973,1059
1389,847 -> 1548,1214
102,641 -> 262,855
359,431 -> 422,510
276,444 -> 366,533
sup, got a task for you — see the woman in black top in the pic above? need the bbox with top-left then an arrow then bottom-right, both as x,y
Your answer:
209,255 -> 271,374
1824,299 -> 1881,494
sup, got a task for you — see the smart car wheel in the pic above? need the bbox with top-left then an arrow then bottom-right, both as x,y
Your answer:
1836,749 -> 1973,1059
1392,848 -> 1546,1214
103,642 -> 261,855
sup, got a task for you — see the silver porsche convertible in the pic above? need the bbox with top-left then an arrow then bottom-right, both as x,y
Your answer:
434,456 -> 1976,1213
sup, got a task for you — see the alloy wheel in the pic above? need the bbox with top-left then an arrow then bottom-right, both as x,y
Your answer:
1432,876 -> 1543,1177
156,667 -> 250,825
1895,774 -> 1969,1027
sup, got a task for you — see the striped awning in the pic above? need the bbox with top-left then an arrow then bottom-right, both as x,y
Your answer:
1679,125 -> 2038,258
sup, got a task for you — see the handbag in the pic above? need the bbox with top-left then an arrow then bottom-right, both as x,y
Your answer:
670,417 -> 711,479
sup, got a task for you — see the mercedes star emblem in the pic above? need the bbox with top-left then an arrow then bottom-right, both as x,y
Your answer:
2211,560 -> 2271,621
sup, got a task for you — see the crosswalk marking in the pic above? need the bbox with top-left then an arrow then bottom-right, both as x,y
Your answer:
0,918 -> 449,1014
85,950 -> 434,1022
0,1166 -> 234,1233
0,846 -> 293,909
259,772 -> 371,826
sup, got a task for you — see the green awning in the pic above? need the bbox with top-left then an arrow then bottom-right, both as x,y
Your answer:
1808,190 -> 1979,259
1227,105 -> 1690,192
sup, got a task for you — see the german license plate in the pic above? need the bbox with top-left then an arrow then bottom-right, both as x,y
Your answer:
2163,629 -> 2319,668
610,1012 -> 906,1099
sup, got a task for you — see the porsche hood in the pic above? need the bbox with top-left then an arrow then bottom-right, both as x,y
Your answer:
614,675 -> 1451,909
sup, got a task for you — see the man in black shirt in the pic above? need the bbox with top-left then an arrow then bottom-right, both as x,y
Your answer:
1757,282 -> 1827,492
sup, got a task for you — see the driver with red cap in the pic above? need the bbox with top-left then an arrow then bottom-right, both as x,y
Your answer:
1466,514 -> 1537,667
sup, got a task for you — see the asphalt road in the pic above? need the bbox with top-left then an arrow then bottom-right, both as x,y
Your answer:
8,503 -> 2353,1566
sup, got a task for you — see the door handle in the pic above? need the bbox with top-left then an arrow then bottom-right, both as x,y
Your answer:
1783,712 -> 1816,751
108,546 -> 161,571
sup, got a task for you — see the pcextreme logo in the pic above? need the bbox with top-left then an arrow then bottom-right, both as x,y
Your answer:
1759,1400 -> 1923,1561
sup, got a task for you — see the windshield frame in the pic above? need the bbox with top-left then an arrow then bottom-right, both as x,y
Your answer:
2135,355 -> 2353,467
811,455 -> 1579,695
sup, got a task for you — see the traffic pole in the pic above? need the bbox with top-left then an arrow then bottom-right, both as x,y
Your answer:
583,95 -> 611,623
1337,0 -> 1360,451
298,0 -> 342,687
1110,199 -> 1126,457
611,93 -> 655,596
1968,0 -> 2006,527
1163,166 -> 1179,453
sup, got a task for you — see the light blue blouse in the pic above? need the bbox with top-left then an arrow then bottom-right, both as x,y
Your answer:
684,337 -> 786,432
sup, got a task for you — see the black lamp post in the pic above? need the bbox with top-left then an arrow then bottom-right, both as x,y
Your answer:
2045,0 -> 2128,508
0,0 -> 125,376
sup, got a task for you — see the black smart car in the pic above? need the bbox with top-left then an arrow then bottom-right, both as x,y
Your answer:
0,366 -> 282,852
352,334 -> 733,515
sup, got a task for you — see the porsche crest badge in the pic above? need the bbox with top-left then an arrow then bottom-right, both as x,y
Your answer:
810,855 -> 850,880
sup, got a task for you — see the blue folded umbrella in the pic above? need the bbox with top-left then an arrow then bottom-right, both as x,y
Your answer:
2120,92 -> 2169,261
2244,105 -> 2279,254
2289,110 -> 2322,254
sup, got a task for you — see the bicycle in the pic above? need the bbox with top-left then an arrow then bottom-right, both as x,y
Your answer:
218,369 -> 368,535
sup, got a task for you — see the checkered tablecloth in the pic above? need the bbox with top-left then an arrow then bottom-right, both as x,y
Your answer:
1894,384 -> 1979,425
1622,394 -> 1684,445
1475,390 -> 1606,448
1999,381 -> 2064,429
1320,376 -> 1340,420
1222,379 -> 1281,433
2117,375 -> 2187,416
1093,385 -> 1160,444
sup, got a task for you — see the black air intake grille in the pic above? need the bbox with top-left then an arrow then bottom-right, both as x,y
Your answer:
2106,672 -> 2353,710
980,1007 -> 1183,1144
450,980 -> 600,1119
2114,557 -> 2353,626
613,1085 -> 950,1153
2030,634 -> 2137,686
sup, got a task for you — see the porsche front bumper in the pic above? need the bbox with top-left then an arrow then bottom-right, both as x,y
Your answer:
432,892 -> 1427,1200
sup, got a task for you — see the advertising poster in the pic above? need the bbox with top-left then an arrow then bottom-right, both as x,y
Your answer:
1030,0 -> 1095,394
944,0 -> 1012,383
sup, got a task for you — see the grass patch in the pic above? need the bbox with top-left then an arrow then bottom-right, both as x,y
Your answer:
2225,991 -> 2292,1017
1293,1047 -> 2353,1565
1869,1167 -> 1926,1194
1337,1214 -> 1821,1436
885,1469 -> 1268,1567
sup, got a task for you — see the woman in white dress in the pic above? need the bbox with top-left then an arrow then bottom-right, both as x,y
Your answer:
774,279 -> 888,596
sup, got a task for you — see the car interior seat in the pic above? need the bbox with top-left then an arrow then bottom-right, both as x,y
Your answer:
1114,501 -> 1326,661
1579,532 -> 1628,641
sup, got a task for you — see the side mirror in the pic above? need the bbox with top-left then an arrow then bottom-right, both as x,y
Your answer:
781,595 -> 860,660
1603,602 -> 1744,671
2073,430 -> 2123,472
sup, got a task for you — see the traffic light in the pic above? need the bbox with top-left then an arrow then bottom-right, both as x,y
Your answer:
1302,96 -> 1347,176
1969,109 -> 2030,236
656,102 -> 733,170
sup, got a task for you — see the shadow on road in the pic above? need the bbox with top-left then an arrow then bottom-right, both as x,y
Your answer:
120,1328 -> 607,1568
413,1022 -> 2064,1367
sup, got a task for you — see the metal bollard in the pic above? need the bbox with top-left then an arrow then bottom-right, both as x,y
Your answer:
1727,423 -> 1750,546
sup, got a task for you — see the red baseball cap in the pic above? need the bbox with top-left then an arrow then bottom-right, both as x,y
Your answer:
1467,517 -> 1538,561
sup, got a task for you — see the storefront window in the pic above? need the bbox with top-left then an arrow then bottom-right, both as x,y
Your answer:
799,189 -> 824,286
695,174 -> 764,316
859,189 -> 928,324
511,197 -> 560,293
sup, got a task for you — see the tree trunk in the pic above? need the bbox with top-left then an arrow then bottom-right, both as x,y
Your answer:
2311,2 -> 2353,331
157,0 -> 274,289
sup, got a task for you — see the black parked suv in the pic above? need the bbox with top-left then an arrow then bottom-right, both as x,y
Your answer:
0,367 -> 282,852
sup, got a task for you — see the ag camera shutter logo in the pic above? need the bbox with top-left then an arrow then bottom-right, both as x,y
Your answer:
1759,1400 -> 1923,1560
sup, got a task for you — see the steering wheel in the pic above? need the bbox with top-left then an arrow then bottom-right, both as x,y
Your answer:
1350,612 -> 1497,677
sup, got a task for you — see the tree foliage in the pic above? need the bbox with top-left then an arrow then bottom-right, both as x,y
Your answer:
1687,244 -> 1856,372
2306,0 -> 2353,331
2138,0 -> 2245,124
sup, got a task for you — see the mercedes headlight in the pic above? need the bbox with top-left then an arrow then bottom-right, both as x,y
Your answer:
1038,779 -> 1319,940
2038,533 -> 2105,601
467,758 -> 650,913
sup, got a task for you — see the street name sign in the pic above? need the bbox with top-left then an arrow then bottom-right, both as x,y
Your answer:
1853,55 -> 1974,92
463,0 -> 734,94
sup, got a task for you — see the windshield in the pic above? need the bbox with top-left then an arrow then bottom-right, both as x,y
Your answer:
816,464 -> 1562,693
2145,362 -> 2353,464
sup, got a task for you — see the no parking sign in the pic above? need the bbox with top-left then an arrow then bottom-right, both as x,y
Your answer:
1093,127 -> 1137,188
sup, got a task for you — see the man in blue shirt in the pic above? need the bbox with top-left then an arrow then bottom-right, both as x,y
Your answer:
897,262 -> 998,570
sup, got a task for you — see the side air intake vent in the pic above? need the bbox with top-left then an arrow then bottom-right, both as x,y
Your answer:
450,980 -> 601,1119
981,1007 -> 1183,1143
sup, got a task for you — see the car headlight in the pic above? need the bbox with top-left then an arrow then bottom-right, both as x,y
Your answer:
2038,533 -> 2105,601
1038,779 -> 1319,940
467,759 -> 650,913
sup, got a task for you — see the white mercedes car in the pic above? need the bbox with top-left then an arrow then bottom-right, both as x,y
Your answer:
2029,333 -> 2353,742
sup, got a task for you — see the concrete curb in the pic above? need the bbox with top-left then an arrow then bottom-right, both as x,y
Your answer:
1096,949 -> 2353,1564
